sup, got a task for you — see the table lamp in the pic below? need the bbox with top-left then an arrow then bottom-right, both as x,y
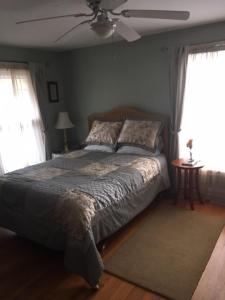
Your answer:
55,112 -> 74,152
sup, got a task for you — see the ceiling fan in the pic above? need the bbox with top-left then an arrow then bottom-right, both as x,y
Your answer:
16,0 -> 190,43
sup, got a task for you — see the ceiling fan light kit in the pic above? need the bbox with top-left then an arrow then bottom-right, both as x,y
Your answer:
91,14 -> 116,38
16,0 -> 190,43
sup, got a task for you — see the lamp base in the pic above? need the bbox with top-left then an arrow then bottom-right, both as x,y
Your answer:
182,159 -> 197,166
64,145 -> 69,153
63,129 -> 69,153
187,159 -> 194,163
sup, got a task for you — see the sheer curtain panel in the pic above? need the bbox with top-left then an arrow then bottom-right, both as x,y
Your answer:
0,63 -> 46,174
29,62 -> 51,160
179,50 -> 225,203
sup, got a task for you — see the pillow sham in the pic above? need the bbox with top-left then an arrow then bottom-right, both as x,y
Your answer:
117,119 -> 162,151
117,145 -> 160,156
84,145 -> 115,153
85,120 -> 123,147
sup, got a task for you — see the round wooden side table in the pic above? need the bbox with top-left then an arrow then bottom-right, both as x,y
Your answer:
171,159 -> 204,210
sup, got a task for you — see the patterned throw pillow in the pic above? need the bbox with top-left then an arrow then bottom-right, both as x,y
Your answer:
118,119 -> 162,151
85,120 -> 123,147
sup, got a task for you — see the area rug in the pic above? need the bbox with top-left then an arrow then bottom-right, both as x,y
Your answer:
104,206 -> 225,300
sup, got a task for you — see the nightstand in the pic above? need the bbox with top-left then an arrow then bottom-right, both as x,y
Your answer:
52,152 -> 66,159
171,159 -> 204,210
52,145 -> 81,159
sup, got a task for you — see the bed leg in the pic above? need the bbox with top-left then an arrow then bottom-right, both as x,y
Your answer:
92,284 -> 100,291
97,240 -> 106,252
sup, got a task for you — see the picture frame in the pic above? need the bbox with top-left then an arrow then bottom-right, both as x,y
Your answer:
47,81 -> 59,103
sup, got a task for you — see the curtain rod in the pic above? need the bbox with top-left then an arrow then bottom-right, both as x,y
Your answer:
189,39 -> 225,48
0,59 -> 48,65
0,60 -> 49,70
0,59 -> 27,64
189,39 -> 225,54
161,39 -> 225,53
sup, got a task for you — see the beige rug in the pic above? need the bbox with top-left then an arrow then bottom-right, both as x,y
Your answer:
105,206 -> 225,300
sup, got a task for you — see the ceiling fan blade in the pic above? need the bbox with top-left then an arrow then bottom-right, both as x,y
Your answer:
114,20 -> 140,42
55,19 -> 91,42
16,13 -> 93,24
101,0 -> 127,10
122,10 -> 190,20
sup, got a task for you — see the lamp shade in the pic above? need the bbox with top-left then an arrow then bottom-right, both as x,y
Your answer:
55,112 -> 74,129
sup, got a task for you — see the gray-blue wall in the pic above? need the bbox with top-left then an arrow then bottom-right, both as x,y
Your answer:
3,20 -> 225,149
0,45 -> 66,151
62,21 -> 225,145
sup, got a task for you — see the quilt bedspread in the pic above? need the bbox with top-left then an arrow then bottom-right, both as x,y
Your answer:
0,150 -> 168,286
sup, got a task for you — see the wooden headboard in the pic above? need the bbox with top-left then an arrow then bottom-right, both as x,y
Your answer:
88,106 -> 169,157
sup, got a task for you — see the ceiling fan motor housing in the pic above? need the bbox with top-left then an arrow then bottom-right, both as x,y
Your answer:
87,0 -> 101,12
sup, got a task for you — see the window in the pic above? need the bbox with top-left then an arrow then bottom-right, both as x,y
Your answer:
0,64 -> 45,174
179,50 -> 225,172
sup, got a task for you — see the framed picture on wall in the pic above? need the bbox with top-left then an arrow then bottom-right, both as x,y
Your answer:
47,81 -> 59,103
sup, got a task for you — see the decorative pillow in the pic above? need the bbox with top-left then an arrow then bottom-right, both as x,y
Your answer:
117,145 -> 160,156
85,120 -> 123,147
84,145 -> 115,153
118,119 -> 162,151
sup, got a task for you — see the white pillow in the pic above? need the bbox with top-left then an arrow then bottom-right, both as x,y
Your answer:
117,145 -> 160,156
84,145 -> 115,153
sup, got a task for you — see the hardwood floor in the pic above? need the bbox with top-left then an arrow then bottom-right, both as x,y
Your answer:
0,198 -> 225,300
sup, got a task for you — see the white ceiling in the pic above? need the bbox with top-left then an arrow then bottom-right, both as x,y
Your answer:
0,0 -> 225,51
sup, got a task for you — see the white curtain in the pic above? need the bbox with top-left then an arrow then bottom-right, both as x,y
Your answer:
179,50 -> 225,203
0,63 -> 46,174
28,62 -> 51,160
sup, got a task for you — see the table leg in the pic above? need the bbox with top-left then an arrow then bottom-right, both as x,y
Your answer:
189,169 -> 194,210
184,169 -> 188,200
196,169 -> 204,204
175,168 -> 181,205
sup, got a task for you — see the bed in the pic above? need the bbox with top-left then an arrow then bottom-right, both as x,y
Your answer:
0,106 -> 170,288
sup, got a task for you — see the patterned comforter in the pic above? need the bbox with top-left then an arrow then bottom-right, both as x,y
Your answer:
0,150 -> 169,286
